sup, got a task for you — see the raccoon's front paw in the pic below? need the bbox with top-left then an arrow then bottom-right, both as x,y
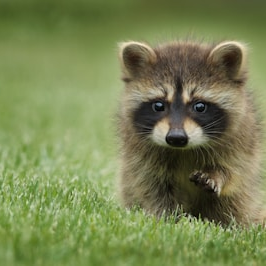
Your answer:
189,170 -> 221,196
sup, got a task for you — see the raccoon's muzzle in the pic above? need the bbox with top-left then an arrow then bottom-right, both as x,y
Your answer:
166,128 -> 188,147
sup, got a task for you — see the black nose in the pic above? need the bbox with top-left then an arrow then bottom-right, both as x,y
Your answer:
166,129 -> 188,147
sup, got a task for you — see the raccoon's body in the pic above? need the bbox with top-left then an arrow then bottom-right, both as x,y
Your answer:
117,40 -> 265,225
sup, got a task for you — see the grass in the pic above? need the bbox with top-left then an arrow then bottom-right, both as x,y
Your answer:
1,1 -> 266,265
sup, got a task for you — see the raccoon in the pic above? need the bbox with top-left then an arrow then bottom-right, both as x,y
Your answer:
117,40 -> 266,225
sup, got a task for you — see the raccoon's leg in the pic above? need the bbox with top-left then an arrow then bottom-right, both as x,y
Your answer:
189,170 -> 227,196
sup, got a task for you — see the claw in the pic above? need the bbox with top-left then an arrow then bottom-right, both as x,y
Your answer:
189,170 -> 221,196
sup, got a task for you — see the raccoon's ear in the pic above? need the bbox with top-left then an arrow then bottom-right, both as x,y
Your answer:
208,41 -> 247,81
119,41 -> 157,79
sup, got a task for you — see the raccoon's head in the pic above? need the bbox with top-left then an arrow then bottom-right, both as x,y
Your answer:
119,40 -> 247,149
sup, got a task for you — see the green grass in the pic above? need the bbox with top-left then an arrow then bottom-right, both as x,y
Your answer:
1,1 -> 266,265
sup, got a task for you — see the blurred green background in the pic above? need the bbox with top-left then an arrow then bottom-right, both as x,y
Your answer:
1,0 -> 266,134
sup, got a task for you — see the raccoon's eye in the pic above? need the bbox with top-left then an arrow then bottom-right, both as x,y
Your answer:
152,101 -> 165,112
193,102 -> 207,113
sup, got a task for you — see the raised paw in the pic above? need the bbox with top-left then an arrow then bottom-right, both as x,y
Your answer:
189,170 -> 221,196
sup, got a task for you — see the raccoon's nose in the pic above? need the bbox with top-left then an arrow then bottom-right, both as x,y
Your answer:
166,129 -> 188,147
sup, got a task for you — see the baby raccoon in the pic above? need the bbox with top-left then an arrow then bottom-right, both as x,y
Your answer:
117,39 -> 266,225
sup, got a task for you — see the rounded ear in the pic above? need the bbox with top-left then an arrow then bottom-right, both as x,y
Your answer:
207,41 -> 247,80
119,41 -> 157,80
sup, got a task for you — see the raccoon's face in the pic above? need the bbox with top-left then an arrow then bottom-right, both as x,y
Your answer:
132,89 -> 227,149
119,40 -> 247,149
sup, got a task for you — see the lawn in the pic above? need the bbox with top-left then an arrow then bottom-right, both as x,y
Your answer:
0,1 -> 266,265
